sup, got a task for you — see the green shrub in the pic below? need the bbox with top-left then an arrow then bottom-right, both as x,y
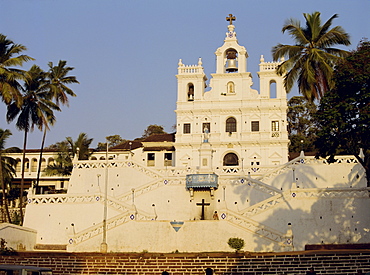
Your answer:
227,237 -> 245,252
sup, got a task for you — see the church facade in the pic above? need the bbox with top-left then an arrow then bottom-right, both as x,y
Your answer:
13,17 -> 370,253
175,21 -> 288,171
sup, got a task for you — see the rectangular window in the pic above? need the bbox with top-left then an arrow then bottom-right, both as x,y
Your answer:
271,121 -> 279,131
147,153 -> 155,166
183,123 -> 191,134
251,121 -> 259,132
202,122 -> 210,133
164,153 -> 172,166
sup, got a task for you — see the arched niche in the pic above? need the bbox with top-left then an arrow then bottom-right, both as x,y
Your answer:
187,83 -> 194,101
227,81 -> 235,94
223,152 -> 239,166
269,80 -> 277,98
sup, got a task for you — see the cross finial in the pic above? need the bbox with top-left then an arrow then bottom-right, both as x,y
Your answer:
226,14 -> 236,25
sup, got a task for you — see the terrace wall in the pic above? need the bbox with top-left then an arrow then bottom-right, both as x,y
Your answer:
1,250 -> 370,274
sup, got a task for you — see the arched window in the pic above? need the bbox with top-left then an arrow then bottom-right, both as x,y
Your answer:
269,80 -> 277,98
48,158 -> 55,166
227,81 -> 235,93
40,158 -> 46,170
31,158 -> 38,172
226,117 -> 237,133
15,158 -> 21,173
223,153 -> 239,166
187,83 -> 194,101
25,159 -> 30,171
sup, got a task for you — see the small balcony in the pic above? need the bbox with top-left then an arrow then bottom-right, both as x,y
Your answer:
186,174 -> 218,189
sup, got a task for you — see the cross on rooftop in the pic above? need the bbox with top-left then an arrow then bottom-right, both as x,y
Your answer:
196,199 -> 211,220
226,14 -> 236,25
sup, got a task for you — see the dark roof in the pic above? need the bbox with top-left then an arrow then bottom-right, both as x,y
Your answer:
111,133 -> 175,151
9,148 -> 59,154
142,133 -> 175,142
288,151 -> 317,160
110,140 -> 142,150
143,146 -> 175,152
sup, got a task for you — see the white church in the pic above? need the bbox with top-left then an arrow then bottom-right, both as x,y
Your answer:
4,15 -> 369,253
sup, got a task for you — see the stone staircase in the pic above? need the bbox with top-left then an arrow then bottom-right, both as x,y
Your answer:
221,208 -> 291,247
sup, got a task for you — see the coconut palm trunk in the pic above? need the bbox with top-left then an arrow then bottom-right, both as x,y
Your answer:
0,154 -> 11,223
36,128 -> 47,188
19,129 -> 28,224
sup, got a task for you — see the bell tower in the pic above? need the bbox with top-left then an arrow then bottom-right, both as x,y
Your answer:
215,14 -> 248,74
174,14 -> 289,170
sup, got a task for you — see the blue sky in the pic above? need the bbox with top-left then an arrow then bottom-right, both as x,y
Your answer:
1,0 -> 369,148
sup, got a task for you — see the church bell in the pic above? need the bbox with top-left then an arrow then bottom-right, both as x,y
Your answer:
226,59 -> 238,72
225,49 -> 238,72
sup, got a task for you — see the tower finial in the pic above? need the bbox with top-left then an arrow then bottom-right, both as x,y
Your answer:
226,14 -> 236,25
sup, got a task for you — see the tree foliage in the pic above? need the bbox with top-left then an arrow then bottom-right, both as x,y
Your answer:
272,12 -> 350,102
0,129 -> 19,223
47,60 -> 78,106
0,34 -> 34,106
287,96 -> 317,152
315,40 -> 370,186
142,124 -> 167,139
6,65 -> 60,223
44,133 -> 93,176
227,237 -> 245,252
44,141 -> 73,177
96,134 -> 126,150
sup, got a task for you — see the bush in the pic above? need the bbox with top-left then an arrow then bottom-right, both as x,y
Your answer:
0,238 -> 17,255
227,237 -> 245,252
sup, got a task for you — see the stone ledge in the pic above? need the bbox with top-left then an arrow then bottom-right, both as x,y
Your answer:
33,244 -> 67,251
305,243 -> 370,250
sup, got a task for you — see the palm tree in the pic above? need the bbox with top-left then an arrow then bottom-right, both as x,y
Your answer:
43,141 -> 73,176
66,133 -> 93,160
0,129 -> 19,223
6,65 -> 60,223
35,60 -> 79,186
47,60 -> 78,106
272,12 -> 351,102
0,34 -> 34,106
44,133 -> 93,177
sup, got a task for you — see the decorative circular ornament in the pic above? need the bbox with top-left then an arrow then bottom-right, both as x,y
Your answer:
96,196 -> 100,201
228,32 -> 233,38
240,178 -> 245,184
130,214 -> 135,220
221,213 -> 226,220
292,192 -> 296,198
69,238 -> 73,244
164,179 -> 168,185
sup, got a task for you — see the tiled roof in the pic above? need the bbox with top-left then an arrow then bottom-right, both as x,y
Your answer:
111,133 -> 176,151
142,133 -> 175,142
288,151 -> 317,160
110,140 -> 142,150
